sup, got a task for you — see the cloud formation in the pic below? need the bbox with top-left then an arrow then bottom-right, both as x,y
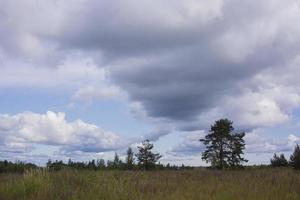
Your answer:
1,0 -> 300,128
107,0 -> 300,130
1,0 -> 300,160
0,111 -> 126,154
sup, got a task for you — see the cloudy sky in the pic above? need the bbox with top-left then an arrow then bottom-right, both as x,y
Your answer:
1,0 -> 300,166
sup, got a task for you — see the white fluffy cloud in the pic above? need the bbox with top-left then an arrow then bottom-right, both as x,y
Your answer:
0,111 -> 127,154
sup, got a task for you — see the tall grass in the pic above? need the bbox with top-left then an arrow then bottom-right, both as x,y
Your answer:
0,168 -> 299,200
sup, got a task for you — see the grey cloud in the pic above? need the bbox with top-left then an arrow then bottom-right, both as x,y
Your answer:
1,0 -> 300,134
56,0 -> 223,56
103,0 -> 300,127
168,131 -> 206,156
142,128 -> 173,142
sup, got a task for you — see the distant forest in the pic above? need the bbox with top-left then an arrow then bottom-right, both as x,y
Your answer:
1,119 -> 300,173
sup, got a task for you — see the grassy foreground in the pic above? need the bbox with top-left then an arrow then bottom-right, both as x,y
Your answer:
0,168 -> 299,200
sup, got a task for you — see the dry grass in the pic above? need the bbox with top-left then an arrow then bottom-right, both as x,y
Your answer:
0,168 -> 299,200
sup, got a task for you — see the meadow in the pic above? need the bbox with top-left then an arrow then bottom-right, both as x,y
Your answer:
0,168 -> 299,200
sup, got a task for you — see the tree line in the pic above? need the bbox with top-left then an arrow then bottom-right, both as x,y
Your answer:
46,140 -> 167,171
47,140 -> 193,171
270,145 -> 300,169
0,160 -> 38,173
0,140 -> 192,173
1,118 -> 300,173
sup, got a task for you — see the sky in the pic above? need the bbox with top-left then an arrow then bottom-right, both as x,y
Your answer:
1,0 -> 300,166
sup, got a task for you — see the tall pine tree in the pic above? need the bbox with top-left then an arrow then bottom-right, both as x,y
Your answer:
200,119 -> 247,169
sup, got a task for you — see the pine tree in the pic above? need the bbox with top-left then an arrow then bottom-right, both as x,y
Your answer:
136,140 -> 161,170
270,153 -> 288,167
126,147 -> 135,170
200,119 -> 247,169
113,153 -> 122,169
290,145 -> 300,170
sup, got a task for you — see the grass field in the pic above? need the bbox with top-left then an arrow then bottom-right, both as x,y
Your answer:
0,168 -> 299,200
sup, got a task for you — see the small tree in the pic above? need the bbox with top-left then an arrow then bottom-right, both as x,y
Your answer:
97,159 -> 106,169
136,140 -> 161,170
126,147 -> 135,170
290,145 -> 300,170
113,153 -> 123,169
106,160 -> 113,169
270,153 -> 288,167
87,159 -> 97,170
200,119 -> 247,169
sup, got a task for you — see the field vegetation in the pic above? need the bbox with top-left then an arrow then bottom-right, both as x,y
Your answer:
1,119 -> 300,199
0,168 -> 299,200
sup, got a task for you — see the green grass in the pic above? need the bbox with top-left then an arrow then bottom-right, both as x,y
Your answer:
0,168 -> 299,200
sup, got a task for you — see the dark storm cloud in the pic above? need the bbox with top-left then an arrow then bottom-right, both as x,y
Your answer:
48,0 -> 300,126
1,0 -> 300,130
57,1 -> 220,55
